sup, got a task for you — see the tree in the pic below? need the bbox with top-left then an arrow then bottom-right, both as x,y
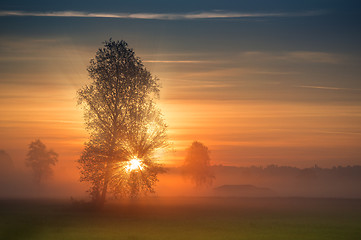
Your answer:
183,141 -> 215,188
0,150 -> 13,172
0,150 -> 14,181
77,39 -> 167,206
25,139 -> 58,184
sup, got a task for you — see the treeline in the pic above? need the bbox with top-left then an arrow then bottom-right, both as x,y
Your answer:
212,164 -> 361,179
167,164 -> 361,198
211,164 -> 361,198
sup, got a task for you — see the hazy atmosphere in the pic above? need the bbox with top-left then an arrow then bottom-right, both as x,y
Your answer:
1,1 -> 361,239
2,0 -> 361,195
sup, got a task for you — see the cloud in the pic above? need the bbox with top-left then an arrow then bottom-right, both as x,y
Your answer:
286,51 -> 341,64
316,130 -> 361,135
143,60 -> 206,63
242,51 -> 342,64
297,85 -> 361,91
0,10 -> 324,20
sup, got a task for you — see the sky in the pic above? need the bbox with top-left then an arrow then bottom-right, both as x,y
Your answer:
1,0 -> 361,181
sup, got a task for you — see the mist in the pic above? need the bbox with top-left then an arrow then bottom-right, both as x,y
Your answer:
2,146 -> 361,200
0,149 -> 87,199
156,165 -> 361,199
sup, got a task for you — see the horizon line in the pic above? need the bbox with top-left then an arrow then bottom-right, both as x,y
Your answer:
168,164 -> 361,169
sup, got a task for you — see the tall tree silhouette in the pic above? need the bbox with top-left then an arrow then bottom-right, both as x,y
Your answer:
25,140 -> 58,184
183,141 -> 215,188
77,39 -> 167,206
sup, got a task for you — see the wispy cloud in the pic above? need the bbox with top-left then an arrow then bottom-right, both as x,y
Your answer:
143,60 -> 206,63
242,51 -> 341,64
286,51 -> 341,64
297,85 -> 361,91
0,10 -> 324,20
316,130 -> 361,136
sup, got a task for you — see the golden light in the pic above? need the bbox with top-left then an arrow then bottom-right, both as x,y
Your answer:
125,157 -> 144,172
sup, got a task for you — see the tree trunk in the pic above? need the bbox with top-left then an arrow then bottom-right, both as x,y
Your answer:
95,105 -> 119,208
98,160 -> 112,207
97,137 -> 116,208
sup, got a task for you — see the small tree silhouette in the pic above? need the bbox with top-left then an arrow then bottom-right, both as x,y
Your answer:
0,150 -> 13,172
183,141 -> 215,188
0,150 -> 14,181
25,139 -> 58,184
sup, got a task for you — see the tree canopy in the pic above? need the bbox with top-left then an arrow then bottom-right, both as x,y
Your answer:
183,141 -> 215,188
77,39 -> 167,205
25,139 -> 58,184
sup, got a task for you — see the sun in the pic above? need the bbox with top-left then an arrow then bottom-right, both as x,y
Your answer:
125,157 -> 144,172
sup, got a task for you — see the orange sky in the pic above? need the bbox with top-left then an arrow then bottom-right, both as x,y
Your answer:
1,67 -> 361,175
1,12 -> 361,185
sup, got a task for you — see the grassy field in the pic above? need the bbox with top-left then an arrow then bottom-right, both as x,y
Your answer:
1,197 -> 360,240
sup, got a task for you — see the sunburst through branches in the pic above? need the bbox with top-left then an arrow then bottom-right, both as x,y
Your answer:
77,39 -> 168,206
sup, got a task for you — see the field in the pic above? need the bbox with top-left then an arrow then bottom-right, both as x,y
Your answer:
1,197 -> 360,240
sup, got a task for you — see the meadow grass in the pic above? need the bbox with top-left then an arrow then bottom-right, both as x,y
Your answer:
0,197 -> 360,240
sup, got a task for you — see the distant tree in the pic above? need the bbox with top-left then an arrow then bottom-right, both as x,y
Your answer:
183,141 -> 215,187
25,140 -> 58,184
0,150 -> 14,181
77,39 -> 167,206
0,150 -> 14,172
